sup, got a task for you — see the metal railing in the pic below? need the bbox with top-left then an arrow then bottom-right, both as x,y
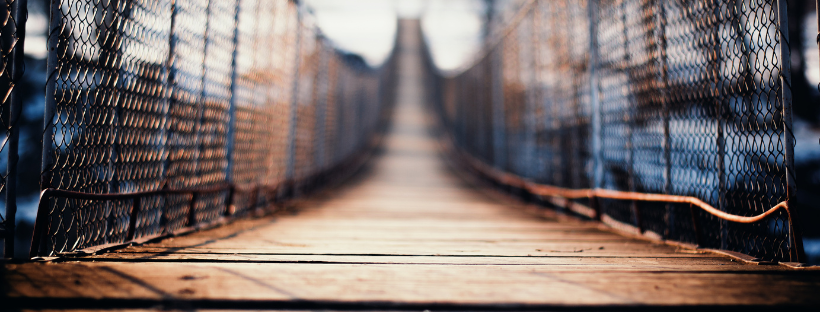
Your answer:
24,0 -> 396,257
424,0 -> 804,262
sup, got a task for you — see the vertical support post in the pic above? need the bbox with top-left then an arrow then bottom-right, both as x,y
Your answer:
483,61 -> 493,163
41,0 -> 61,200
29,192 -> 50,257
334,71 -> 344,166
32,0 -> 64,258
187,192 -> 198,227
621,2 -> 642,233
314,45 -> 328,173
5,0 -> 27,259
126,196 -> 141,241
588,0 -> 603,220
224,185 -> 235,216
689,203 -> 704,246
528,7 -> 541,183
250,186 -> 260,214
777,0 -> 804,263
569,4 -> 583,191
102,1 -> 117,193
184,0 -> 213,227
193,0 -> 214,188
491,46 -> 506,170
40,0 -> 61,184
159,0 -> 178,231
547,5 -> 561,187
713,3 -> 727,251
458,78 -> 464,150
285,4 -> 302,192
459,78 -> 466,149
658,0 -> 672,239
103,0 -> 132,244
226,0 -> 242,184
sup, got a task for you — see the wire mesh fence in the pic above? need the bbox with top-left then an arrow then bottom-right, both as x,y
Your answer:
26,0 -> 396,257
424,0 -> 802,262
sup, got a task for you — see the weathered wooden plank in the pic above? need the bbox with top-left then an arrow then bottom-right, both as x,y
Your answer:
99,246 -> 716,258
6,262 -> 820,305
86,253 -> 744,265
156,228 -> 628,241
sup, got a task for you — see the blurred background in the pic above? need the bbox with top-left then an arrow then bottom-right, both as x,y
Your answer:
4,0 -> 820,263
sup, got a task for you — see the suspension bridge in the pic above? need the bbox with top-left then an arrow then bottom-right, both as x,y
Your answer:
2,0 -> 820,310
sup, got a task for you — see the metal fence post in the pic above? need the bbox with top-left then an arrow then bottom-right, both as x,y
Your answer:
483,61 -> 493,163
193,0 -> 214,188
617,1 -> 642,233
334,70 -> 344,165
285,6 -> 302,192
313,51 -> 323,173
458,77 -> 466,149
158,0 -> 178,232
40,0 -> 60,188
528,8 -> 541,182
588,0 -> 602,220
4,0 -> 27,259
104,0 -> 131,243
226,0 -> 242,184
777,0 -> 804,263
184,0 -> 215,223
713,2 -> 727,251
491,48 -> 506,170
31,0 -> 64,258
658,0 -> 672,239
314,45 -> 328,173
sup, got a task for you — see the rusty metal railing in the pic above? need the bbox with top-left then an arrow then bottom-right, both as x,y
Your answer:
423,0 -> 804,263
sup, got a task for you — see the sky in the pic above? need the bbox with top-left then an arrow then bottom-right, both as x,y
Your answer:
304,0 -> 485,70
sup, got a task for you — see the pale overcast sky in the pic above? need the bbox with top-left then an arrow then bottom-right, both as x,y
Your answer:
304,0 -> 485,70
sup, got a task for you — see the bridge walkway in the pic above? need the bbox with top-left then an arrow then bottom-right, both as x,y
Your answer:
3,19 -> 820,310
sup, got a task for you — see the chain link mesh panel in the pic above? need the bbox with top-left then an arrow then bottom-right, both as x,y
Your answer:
426,0 -> 799,262
32,0 -> 396,257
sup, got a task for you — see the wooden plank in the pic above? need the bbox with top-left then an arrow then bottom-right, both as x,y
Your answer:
100,245 -> 717,258
6,262 -> 820,305
86,253 -> 743,265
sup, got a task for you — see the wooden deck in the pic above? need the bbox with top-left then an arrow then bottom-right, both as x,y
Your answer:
3,20 -> 820,311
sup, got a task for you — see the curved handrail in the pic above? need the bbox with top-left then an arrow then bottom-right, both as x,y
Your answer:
455,142 -> 791,225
